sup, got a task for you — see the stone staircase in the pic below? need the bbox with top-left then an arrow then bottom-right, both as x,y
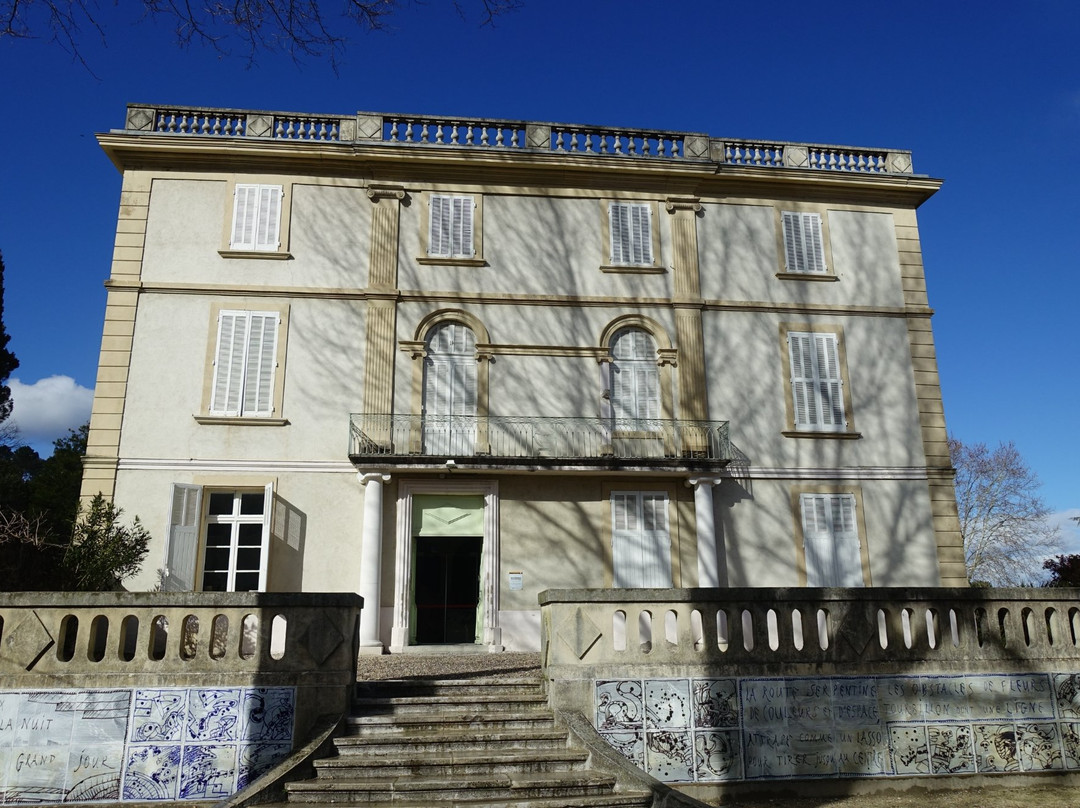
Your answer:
282,673 -> 654,807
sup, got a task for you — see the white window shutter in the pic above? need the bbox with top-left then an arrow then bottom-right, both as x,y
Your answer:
255,186 -> 282,250
211,311 -> 278,417
789,331 -> 843,431
640,493 -> 672,587
243,313 -> 279,416
631,204 -> 652,264
211,311 -> 247,416
429,195 -> 448,256
611,492 -> 671,588
832,495 -> 863,586
801,493 -> 862,587
452,196 -> 474,257
164,484 -> 202,592
231,185 -> 258,249
258,482 -> 274,592
814,333 -> 844,428
801,494 -> 833,587
782,211 -> 826,273
610,203 -> 629,264
611,493 -> 639,587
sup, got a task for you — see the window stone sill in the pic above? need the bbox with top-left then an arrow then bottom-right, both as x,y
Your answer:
782,430 -> 862,440
194,416 -> 290,426
600,264 -> 667,274
417,256 -> 487,267
776,272 -> 838,281
218,250 -> 293,260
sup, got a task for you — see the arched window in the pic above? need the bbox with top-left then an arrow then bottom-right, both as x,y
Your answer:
609,328 -> 660,423
423,322 -> 477,454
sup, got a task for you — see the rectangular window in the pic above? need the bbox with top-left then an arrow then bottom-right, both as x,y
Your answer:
210,310 -> 280,417
611,491 -> 671,587
429,194 -> 475,258
163,484 -> 273,592
787,331 -> 846,431
782,211 -> 826,274
609,202 -> 653,265
231,184 -> 283,251
800,493 -> 863,587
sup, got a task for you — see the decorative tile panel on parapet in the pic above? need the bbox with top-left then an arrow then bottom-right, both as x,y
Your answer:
0,687 -> 294,804
596,674 -> 1080,783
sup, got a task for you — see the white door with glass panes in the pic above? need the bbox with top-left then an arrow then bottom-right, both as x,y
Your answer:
422,323 -> 477,455
611,492 -> 672,587
800,493 -> 863,587
162,484 -> 272,592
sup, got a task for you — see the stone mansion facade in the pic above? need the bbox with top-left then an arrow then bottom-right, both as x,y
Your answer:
81,105 -> 963,653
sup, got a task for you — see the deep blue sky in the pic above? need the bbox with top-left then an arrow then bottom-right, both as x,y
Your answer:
1,1 -> 1077,539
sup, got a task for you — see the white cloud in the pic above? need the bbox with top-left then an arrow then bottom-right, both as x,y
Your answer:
7,376 -> 94,453
1050,509 -> 1080,556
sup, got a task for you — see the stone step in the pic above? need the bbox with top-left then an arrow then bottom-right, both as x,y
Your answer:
356,677 -> 543,699
353,692 -> 552,715
334,725 -> 570,755
346,708 -> 556,732
312,748 -> 590,778
285,771 -> 619,804
312,795 -> 654,808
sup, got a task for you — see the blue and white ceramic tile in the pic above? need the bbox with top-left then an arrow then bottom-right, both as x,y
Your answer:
178,744 -> 237,799
596,680 -> 643,731
186,689 -> 241,743
1017,722 -> 1062,771
598,731 -> 644,767
691,679 -> 738,729
123,744 -> 181,800
927,725 -> 975,774
1055,674 -> 1080,719
645,679 -> 690,730
889,724 -> 929,775
972,723 -> 1020,772
131,690 -> 186,743
645,729 -> 693,781
240,688 -> 294,742
693,730 -> 741,780
237,742 -> 291,789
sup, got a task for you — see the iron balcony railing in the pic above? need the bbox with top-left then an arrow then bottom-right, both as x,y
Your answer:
348,414 -> 731,466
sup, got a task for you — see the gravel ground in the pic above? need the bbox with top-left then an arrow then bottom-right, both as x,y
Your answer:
356,651 -> 542,680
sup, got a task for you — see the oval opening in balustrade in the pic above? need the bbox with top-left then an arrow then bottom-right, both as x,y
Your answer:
900,609 -> 914,649
120,615 -> 139,662
998,607 -> 1012,648
664,610 -> 678,647
149,615 -> 168,660
638,611 -> 653,655
613,610 -> 627,652
57,615 -> 78,662
210,615 -> 229,660
1070,607 -> 1080,647
741,610 -> 754,652
791,609 -> 805,651
240,614 -> 259,659
690,610 -> 704,652
974,607 -> 989,648
766,609 -> 779,652
180,615 -> 200,660
1045,607 -> 1059,647
948,609 -> 960,647
876,609 -> 889,649
270,614 -> 287,660
88,615 -> 109,662
925,608 -> 939,650
816,609 -> 830,651
716,610 -> 729,653
1021,607 -> 1035,647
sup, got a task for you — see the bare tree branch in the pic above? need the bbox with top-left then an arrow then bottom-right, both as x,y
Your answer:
949,435 -> 1062,586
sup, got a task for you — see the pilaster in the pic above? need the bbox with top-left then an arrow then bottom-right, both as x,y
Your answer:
362,185 -> 405,416
666,197 -> 708,423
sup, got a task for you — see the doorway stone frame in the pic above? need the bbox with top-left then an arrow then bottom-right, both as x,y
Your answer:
390,479 -> 501,652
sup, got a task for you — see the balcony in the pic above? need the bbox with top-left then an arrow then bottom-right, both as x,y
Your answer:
348,414 -> 731,471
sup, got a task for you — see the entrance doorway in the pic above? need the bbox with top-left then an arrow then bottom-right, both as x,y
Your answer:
414,535 -> 482,644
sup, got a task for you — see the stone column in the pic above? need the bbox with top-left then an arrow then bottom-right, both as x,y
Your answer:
358,472 -> 390,654
688,477 -> 722,587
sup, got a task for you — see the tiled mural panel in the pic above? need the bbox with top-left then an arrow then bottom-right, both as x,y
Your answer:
596,673 -> 1080,783
0,687 -> 294,803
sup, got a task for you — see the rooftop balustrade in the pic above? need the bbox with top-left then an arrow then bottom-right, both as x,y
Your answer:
348,413 -> 732,468
119,104 -> 916,174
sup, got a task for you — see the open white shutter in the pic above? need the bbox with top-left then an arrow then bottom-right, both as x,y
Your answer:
164,484 -> 202,592
630,204 -> 652,264
640,493 -> 672,587
451,196 -> 474,257
243,313 -> 279,416
800,494 -> 834,587
211,311 -> 247,415
429,195 -> 449,256
813,333 -> 844,429
609,203 -> 629,264
611,493 -> 640,587
254,185 -> 282,250
257,482 -> 274,592
831,495 -> 863,586
231,185 -> 258,249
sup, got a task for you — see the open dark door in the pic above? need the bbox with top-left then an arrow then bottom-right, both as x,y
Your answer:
414,535 -> 482,644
